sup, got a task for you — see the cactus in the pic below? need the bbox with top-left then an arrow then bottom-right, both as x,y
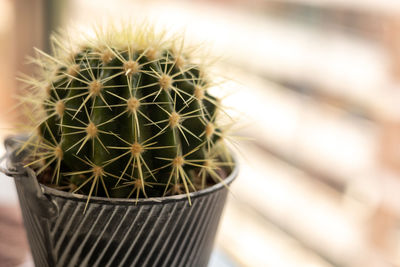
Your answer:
18,24 -> 233,205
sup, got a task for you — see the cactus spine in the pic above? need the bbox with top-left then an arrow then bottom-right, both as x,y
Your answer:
19,24 -> 232,205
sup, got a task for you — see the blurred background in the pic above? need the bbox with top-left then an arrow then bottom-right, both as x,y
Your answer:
2,0 -> 400,266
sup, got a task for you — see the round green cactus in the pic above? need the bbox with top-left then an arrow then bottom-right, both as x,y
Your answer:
18,24 -> 233,205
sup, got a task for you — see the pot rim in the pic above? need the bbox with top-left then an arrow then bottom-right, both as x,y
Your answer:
38,154 -> 238,205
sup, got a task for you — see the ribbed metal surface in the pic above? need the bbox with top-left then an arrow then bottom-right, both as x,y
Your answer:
14,175 -> 55,267
5,136 -> 237,267
11,166 -> 236,267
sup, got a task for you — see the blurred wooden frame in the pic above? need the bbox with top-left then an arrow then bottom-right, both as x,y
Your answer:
380,15 -> 400,176
373,14 -> 400,264
10,0 -> 67,125
1,0 -> 48,127
379,119 -> 400,173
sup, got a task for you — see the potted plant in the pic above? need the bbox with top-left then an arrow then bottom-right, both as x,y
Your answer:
3,23 -> 238,267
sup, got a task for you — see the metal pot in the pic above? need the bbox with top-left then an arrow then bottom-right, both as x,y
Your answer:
3,136 -> 238,267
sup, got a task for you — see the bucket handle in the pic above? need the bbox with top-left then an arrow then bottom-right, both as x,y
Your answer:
1,136 -> 59,219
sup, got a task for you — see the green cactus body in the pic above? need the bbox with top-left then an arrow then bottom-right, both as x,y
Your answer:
21,26 -> 231,203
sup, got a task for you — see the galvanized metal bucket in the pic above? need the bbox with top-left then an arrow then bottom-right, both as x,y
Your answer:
3,137 -> 238,267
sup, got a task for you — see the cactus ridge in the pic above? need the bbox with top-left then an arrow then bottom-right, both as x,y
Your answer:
18,24 -> 233,205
